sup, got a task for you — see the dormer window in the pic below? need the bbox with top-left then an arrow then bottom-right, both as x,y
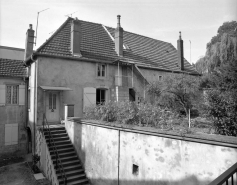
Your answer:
97,63 -> 106,77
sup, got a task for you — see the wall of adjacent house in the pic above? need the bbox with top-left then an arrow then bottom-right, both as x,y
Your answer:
139,67 -> 171,83
0,78 -> 27,158
65,119 -> 237,185
0,46 -> 24,60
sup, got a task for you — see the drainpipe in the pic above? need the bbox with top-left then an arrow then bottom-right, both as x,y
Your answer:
132,65 -> 133,87
118,130 -> 120,185
32,55 -> 37,156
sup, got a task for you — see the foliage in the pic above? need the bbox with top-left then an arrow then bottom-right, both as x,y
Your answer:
84,101 -> 178,129
206,21 -> 237,49
205,59 -> 237,136
147,74 -> 203,116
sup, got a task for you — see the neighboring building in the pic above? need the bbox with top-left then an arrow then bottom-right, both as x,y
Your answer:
0,46 -> 29,158
23,16 -> 199,153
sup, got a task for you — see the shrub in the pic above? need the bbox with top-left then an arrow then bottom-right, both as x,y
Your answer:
84,101 -> 177,129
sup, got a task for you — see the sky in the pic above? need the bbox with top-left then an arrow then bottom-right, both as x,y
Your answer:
0,0 -> 236,63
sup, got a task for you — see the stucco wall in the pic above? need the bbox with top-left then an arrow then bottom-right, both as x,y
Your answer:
0,78 -> 27,158
65,119 -> 237,185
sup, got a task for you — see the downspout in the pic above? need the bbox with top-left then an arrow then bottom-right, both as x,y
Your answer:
32,55 -> 37,156
118,130 -> 120,185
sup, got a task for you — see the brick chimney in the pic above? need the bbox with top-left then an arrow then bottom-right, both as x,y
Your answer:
24,24 -> 35,60
71,18 -> 82,56
177,31 -> 184,70
115,15 -> 123,56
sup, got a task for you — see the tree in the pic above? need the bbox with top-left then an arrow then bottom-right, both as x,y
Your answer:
148,74 -> 202,116
205,59 -> 237,136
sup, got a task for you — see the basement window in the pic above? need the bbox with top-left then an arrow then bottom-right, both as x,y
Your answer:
132,164 -> 139,176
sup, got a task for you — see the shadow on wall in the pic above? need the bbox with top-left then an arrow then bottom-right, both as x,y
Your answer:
89,175 -> 210,185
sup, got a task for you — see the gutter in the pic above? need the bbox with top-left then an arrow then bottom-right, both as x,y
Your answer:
24,52 -> 117,66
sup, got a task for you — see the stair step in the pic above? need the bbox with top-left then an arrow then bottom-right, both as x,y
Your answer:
45,133 -> 68,139
59,178 -> 89,185
43,127 -> 65,131
56,164 -> 83,174
47,140 -> 71,146
50,147 -> 74,155
44,130 -> 66,135
53,156 -> 78,164
57,168 -> 84,178
58,173 -> 86,183
46,136 -> 69,142
58,160 -> 81,168
51,151 -> 76,159
48,143 -> 73,150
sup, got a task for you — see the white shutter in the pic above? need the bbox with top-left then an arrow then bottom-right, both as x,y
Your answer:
11,124 -> 18,145
19,85 -> 25,105
0,85 -> 6,106
5,124 -> 12,145
83,87 -> 96,109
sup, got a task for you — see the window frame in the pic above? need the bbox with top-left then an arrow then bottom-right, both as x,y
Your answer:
96,63 -> 107,78
6,85 -> 19,105
96,89 -> 106,105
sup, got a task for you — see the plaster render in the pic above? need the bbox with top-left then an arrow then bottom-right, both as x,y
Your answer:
65,120 -> 237,185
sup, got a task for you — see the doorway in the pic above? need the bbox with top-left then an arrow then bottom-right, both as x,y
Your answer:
46,91 -> 60,123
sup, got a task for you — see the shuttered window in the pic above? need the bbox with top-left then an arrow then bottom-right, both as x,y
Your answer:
5,124 -> 18,145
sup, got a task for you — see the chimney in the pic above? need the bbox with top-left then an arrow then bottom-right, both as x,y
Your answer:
71,18 -> 82,56
115,15 -> 123,56
24,24 -> 35,60
177,31 -> 184,70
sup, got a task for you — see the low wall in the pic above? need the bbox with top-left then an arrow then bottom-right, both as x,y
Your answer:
65,119 -> 237,185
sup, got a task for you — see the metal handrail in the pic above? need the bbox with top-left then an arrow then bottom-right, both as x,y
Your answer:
43,113 -> 67,185
209,162 -> 237,185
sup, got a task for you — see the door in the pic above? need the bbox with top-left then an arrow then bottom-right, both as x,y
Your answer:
46,91 -> 60,123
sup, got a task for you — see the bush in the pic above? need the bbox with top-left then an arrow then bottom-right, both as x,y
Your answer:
206,90 -> 237,136
84,101 -> 178,129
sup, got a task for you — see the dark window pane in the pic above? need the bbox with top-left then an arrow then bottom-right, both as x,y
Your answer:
101,65 -> 105,76
53,94 -> 56,109
6,86 -> 11,104
97,64 -> 101,76
49,93 -> 52,109
12,86 -> 18,104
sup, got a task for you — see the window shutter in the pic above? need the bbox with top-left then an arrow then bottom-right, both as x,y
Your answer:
0,85 -> 6,106
83,87 -> 96,109
19,85 -> 25,105
5,124 -> 12,145
11,124 -> 18,145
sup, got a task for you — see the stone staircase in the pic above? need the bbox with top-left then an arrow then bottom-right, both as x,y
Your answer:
44,125 -> 90,185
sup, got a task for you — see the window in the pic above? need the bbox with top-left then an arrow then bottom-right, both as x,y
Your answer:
5,123 -> 18,145
96,89 -> 106,105
49,92 -> 57,110
158,76 -> 163,81
97,64 -> 106,77
6,85 -> 18,105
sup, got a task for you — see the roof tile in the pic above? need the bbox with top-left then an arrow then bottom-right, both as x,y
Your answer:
0,58 -> 27,77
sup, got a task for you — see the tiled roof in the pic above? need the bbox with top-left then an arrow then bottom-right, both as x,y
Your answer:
0,58 -> 27,77
36,17 -> 198,74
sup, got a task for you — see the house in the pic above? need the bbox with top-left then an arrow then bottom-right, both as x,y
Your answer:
0,46 -> 29,158
23,16 -> 199,154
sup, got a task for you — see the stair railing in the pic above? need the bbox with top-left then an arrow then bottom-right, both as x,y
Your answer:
43,113 -> 67,185
209,162 -> 237,185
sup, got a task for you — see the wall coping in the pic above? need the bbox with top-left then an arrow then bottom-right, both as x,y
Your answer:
66,118 -> 237,148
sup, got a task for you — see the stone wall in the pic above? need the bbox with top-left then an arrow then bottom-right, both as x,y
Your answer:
65,119 -> 237,185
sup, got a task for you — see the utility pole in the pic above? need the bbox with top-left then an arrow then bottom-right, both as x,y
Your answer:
35,8 -> 50,46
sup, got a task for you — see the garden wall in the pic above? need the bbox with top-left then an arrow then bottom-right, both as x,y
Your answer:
65,118 -> 237,185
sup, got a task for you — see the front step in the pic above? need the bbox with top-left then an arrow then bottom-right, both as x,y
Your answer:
43,125 -> 90,185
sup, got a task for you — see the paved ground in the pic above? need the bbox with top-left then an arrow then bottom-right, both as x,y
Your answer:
0,154 -> 51,185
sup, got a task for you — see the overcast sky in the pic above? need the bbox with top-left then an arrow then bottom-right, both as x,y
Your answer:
0,0 -> 236,63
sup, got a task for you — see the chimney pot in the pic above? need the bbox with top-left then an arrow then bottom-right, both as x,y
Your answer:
29,24 -> 32,30
117,15 -> 121,27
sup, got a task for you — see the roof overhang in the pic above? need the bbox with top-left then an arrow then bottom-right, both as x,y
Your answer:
40,86 -> 72,91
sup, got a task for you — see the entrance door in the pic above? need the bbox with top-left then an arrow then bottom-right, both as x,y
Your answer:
46,91 -> 60,123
